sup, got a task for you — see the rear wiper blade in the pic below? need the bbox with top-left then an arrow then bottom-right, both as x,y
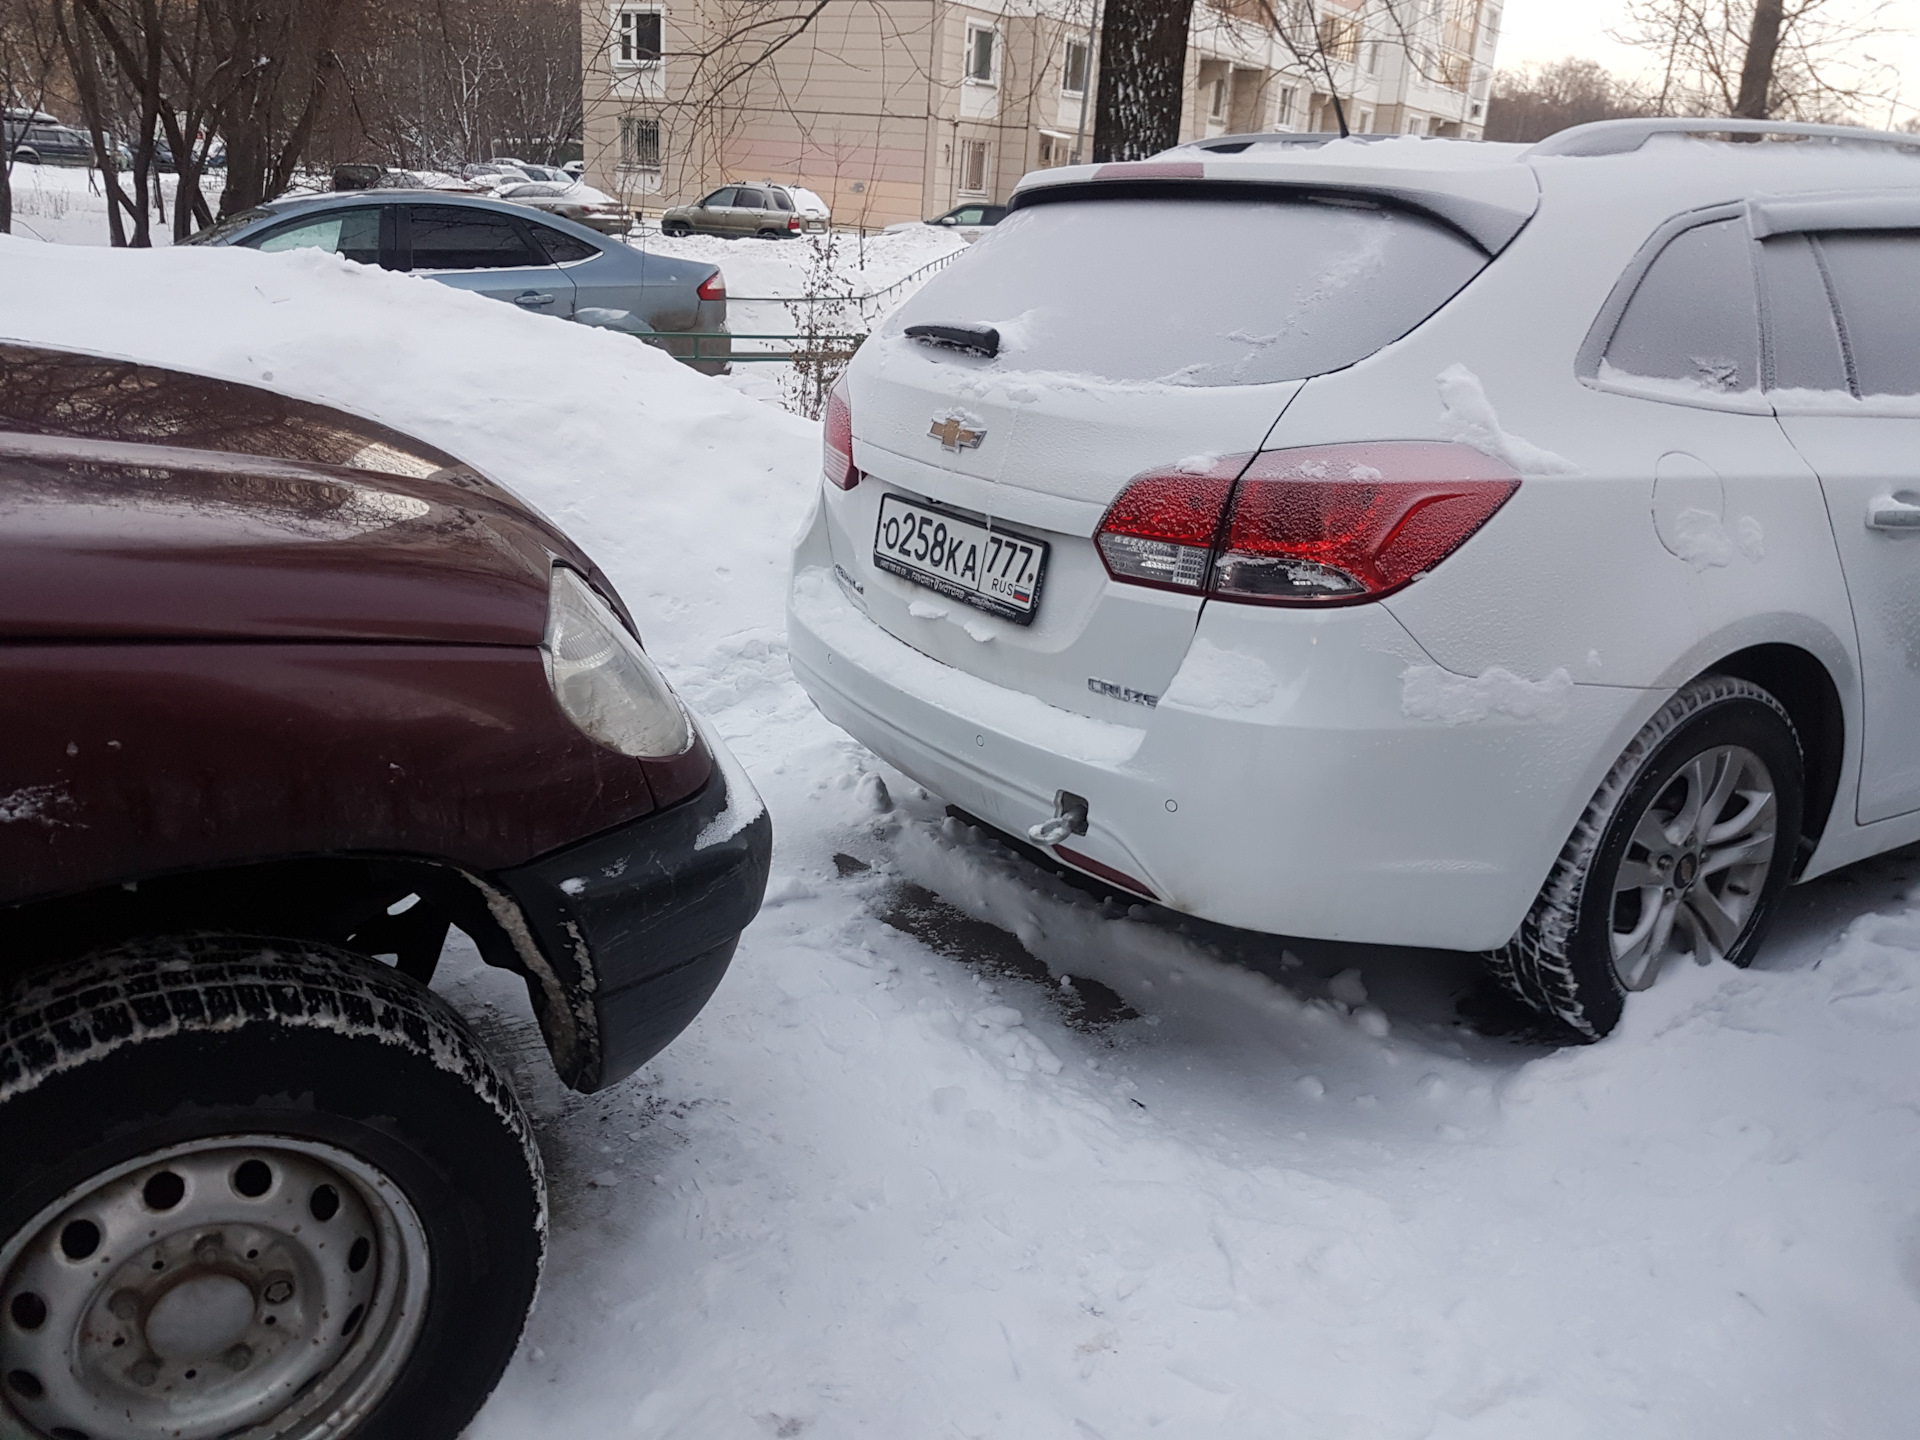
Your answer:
905,323 -> 1000,359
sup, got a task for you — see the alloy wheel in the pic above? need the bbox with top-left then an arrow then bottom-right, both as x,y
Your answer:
1608,743 -> 1779,990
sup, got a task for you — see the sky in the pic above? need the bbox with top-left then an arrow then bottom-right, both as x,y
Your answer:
1495,0 -> 1920,124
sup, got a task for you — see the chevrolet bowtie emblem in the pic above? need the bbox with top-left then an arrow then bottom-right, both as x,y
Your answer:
929,416 -> 985,452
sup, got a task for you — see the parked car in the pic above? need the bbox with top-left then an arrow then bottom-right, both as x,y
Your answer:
927,202 -> 1007,232
4,116 -> 94,167
497,179 -> 632,236
183,191 -> 730,373
461,161 -> 534,185
0,341 -> 771,1440
790,118 -> 1920,1041
660,182 -> 826,238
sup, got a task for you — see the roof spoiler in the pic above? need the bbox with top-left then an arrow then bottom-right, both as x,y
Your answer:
1530,118 -> 1920,159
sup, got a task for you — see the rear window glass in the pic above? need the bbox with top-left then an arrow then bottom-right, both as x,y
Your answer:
884,195 -> 1488,387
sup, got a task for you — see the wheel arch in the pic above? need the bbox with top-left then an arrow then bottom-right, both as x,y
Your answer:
1703,642 -> 1845,874
0,853 -> 595,1087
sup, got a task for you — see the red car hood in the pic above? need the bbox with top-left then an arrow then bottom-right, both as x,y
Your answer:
0,345 -> 594,645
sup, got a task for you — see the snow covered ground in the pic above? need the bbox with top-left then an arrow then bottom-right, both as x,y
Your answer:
3,237 -> 1919,1438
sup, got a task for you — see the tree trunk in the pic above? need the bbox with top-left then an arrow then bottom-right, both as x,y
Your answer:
1091,0 -> 1197,163
1735,0 -> 1785,119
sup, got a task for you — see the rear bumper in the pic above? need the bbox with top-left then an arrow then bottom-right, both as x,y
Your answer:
497,721 -> 770,1091
788,499 -> 1656,953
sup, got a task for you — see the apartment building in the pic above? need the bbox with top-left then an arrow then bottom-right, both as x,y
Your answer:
580,1 -> 1503,228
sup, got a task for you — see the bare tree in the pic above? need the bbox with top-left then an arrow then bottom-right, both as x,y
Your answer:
0,0 -> 65,233
1485,57 -> 1655,142
1616,0 -> 1895,122
1092,0 -> 1198,160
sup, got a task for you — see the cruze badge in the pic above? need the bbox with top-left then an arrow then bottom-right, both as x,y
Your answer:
928,416 -> 985,452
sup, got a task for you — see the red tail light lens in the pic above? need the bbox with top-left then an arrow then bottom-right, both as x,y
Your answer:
823,375 -> 857,490
696,271 -> 725,302
1092,458 -> 1240,593
788,215 -> 802,231
1096,443 -> 1519,606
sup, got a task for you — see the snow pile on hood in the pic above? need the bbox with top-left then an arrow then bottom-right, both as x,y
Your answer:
0,235 -> 818,680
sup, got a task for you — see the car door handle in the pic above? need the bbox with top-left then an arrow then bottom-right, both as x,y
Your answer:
514,291 -> 555,308
1868,493 -> 1920,530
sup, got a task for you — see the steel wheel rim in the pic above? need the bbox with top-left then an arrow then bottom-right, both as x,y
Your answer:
1,1135 -> 430,1440
1609,742 -> 1778,992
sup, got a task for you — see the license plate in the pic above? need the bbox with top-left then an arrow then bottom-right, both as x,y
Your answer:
873,493 -> 1049,624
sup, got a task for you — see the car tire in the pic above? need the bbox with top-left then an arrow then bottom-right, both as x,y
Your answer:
1487,675 -> 1803,1041
12,149 -> 39,165
661,223 -> 689,238
0,936 -> 544,1440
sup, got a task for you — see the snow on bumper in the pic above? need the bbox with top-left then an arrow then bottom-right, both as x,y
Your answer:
789,553 -> 1655,953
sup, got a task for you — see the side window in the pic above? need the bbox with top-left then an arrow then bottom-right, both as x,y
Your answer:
1603,218 -> 1760,396
700,188 -> 735,208
1813,231 -> 1920,398
769,189 -> 794,211
1759,234 -> 1849,395
528,223 -> 600,265
733,187 -> 766,210
251,208 -> 382,267
408,207 -> 543,270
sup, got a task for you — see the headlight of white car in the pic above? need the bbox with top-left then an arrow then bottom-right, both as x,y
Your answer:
542,566 -> 692,758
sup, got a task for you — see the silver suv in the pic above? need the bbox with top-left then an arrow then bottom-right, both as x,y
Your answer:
660,182 -> 828,239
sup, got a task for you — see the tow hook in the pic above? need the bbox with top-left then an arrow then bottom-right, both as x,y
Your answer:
1028,791 -> 1089,846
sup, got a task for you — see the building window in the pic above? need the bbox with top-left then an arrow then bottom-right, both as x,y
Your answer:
1356,109 -> 1374,134
615,9 -> 663,66
1276,87 -> 1296,126
966,26 -> 996,84
959,139 -> 989,195
620,116 -> 661,169
1208,77 -> 1228,122
1062,39 -> 1089,96
1318,15 -> 1360,63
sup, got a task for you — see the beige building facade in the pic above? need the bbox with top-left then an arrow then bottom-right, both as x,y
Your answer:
580,1 -> 1503,228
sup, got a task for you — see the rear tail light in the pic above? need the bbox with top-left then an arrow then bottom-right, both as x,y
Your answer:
823,375 -> 857,490
1095,443 -> 1519,606
696,271 -> 725,302
1092,458 -> 1241,594
788,215 -> 801,231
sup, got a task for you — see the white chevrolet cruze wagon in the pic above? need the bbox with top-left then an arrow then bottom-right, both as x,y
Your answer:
788,118 -> 1920,1039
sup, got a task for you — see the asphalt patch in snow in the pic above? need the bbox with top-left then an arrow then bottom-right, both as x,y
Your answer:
872,879 -> 1140,1034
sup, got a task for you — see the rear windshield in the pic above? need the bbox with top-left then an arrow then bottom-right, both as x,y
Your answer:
886,194 -> 1489,387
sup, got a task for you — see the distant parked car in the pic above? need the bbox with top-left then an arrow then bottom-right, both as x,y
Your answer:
4,116 -> 93,167
462,161 -> 535,186
0,340 -> 771,1440
927,202 -> 1007,231
660,182 -> 826,239
498,180 -> 632,236
184,191 -> 730,373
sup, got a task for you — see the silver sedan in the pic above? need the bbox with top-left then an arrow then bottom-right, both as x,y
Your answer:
185,191 -> 731,373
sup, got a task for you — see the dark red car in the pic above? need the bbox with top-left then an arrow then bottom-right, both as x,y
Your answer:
0,343 -> 770,1439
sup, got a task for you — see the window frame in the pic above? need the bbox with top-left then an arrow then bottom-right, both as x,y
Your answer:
613,7 -> 664,68
618,114 -> 663,172
965,24 -> 998,85
1062,39 -> 1089,97
958,138 -> 990,197
1208,77 -> 1228,123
